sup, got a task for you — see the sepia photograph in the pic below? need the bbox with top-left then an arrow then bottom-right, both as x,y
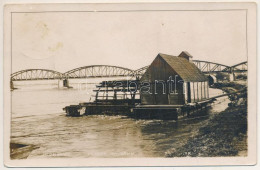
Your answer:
3,2 -> 257,167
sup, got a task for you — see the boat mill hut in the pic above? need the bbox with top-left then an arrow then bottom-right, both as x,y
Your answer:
139,51 -> 209,106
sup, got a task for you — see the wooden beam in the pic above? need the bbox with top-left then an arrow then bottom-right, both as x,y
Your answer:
193,82 -> 195,102
204,81 -> 206,99
207,81 -> 209,98
187,82 -> 191,103
201,81 -> 203,100
197,82 -> 199,102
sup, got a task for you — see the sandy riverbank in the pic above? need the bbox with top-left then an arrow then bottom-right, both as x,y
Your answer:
166,80 -> 247,157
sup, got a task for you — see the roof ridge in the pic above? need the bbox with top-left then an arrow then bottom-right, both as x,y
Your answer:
158,53 -> 208,82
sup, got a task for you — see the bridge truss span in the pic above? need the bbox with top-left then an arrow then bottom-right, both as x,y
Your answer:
192,60 -> 231,73
64,65 -> 135,79
231,61 -> 247,72
10,61 -> 247,82
134,65 -> 149,76
11,69 -> 64,81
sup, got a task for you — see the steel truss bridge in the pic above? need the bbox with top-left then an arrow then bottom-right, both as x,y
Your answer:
11,65 -> 143,81
193,60 -> 247,74
11,69 -> 64,81
11,61 -> 247,82
63,65 -> 135,79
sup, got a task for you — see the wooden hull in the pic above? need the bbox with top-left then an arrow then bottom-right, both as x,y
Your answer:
132,100 -> 213,120
84,105 -> 132,116
132,105 -> 181,120
64,100 -> 214,120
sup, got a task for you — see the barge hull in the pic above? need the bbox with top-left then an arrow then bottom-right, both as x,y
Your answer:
132,107 -> 179,120
84,105 -> 132,116
133,100 -> 213,120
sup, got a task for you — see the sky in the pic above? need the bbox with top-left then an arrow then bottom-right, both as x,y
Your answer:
12,10 -> 247,73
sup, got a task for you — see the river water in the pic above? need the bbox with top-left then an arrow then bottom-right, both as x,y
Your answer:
11,79 -> 229,158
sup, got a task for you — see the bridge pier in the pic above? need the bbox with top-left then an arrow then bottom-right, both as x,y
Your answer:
58,79 -> 72,88
228,71 -> 236,82
63,79 -> 69,87
229,73 -> 234,82
207,74 -> 217,85
10,81 -> 15,90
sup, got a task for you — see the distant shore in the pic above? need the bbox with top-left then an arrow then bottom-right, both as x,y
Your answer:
166,80 -> 247,157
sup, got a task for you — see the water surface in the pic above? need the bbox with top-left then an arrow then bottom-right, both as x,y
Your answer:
11,80 -> 229,158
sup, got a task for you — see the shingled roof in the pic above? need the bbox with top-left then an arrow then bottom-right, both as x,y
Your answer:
158,53 -> 208,82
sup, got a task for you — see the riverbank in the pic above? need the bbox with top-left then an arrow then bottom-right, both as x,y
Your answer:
166,80 -> 247,157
